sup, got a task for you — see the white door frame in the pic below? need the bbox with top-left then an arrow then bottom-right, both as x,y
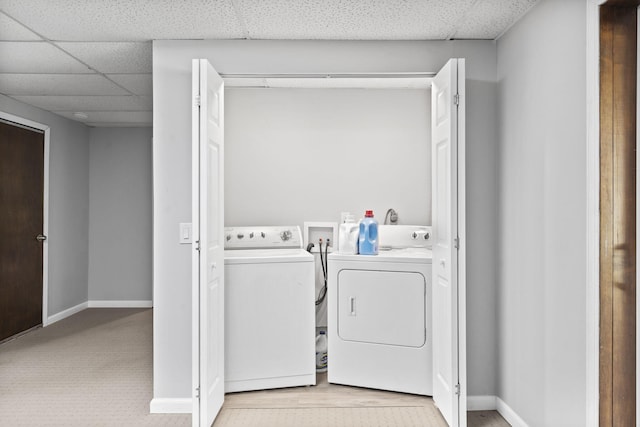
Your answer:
0,110 -> 50,327
457,60 -> 467,427
585,2 -> 602,426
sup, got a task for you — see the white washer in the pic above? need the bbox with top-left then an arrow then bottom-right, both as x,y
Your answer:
328,226 -> 433,396
224,226 -> 316,393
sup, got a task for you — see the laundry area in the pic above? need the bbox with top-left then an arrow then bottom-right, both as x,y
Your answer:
152,40 -> 484,427
210,56 -> 459,424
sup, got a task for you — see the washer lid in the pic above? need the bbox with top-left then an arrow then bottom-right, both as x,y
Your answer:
224,248 -> 313,264
328,248 -> 432,264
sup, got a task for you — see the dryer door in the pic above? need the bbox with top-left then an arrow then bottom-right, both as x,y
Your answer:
337,270 -> 426,348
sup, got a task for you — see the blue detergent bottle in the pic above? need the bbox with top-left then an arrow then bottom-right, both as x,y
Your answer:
358,210 -> 379,255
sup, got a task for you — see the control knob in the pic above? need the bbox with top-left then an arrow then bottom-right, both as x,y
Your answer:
280,230 -> 292,241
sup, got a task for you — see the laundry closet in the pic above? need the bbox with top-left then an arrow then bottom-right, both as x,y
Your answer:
223,79 -> 434,391
225,83 -> 433,328
152,40 -> 493,427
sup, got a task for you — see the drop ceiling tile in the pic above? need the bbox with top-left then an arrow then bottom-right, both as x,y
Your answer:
1,0 -> 244,41
55,110 -> 152,125
107,74 -> 152,95
453,0 -> 539,39
0,74 -> 128,95
12,95 -> 150,111
0,12 -> 41,41
134,95 -> 152,109
0,42 -> 92,73
56,42 -> 152,73
234,0 -> 476,40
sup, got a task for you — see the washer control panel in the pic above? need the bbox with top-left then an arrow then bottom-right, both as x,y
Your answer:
224,226 -> 303,250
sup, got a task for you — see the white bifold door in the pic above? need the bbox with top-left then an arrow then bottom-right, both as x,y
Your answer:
432,58 -> 467,427
192,59 -> 225,427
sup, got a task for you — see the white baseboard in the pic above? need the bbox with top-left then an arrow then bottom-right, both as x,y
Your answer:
88,300 -> 153,308
467,395 -> 497,410
44,300 -> 152,326
149,398 -> 192,414
496,397 -> 529,427
46,301 -> 88,326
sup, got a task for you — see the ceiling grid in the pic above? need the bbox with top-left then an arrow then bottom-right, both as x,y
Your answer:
0,0 -> 539,127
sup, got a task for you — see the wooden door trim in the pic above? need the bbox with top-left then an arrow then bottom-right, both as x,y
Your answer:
636,9 -> 639,424
587,2 -> 640,426
599,3 -> 638,426
0,111 -> 50,326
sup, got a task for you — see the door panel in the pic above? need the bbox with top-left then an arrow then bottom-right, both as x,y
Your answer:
432,58 -> 465,427
192,59 -> 225,427
0,120 -> 44,342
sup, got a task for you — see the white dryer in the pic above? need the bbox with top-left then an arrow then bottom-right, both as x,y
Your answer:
328,226 -> 432,396
224,226 -> 315,393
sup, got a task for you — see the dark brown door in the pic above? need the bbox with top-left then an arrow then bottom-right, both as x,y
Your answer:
0,120 -> 45,342
600,2 -> 637,426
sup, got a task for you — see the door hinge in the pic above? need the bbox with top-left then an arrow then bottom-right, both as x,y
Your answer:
194,95 -> 201,107
454,93 -> 460,106
195,240 -> 201,252
454,237 -> 460,249
455,383 -> 461,396
195,386 -> 200,398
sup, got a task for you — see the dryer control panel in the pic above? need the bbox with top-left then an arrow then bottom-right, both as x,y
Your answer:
224,226 -> 303,250
378,225 -> 432,249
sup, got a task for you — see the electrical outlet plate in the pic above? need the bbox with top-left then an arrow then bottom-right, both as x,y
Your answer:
303,222 -> 338,253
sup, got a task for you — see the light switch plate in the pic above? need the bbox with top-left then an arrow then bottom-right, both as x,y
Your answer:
179,223 -> 192,244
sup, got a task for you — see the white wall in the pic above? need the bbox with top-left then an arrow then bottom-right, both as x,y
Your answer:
88,127 -> 153,302
0,95 -> 90,317
496,0 -> 586,425
225,88 -> 431,226
152,40 -> 498,401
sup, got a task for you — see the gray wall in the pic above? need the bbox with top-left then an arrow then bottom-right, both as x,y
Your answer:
153,39 -> 499,401
496,0 -> 586,425
0,94 -> 90,317
88,127 -> 153,302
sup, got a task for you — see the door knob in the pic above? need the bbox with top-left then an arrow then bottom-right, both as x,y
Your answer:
36,234 -> 47,242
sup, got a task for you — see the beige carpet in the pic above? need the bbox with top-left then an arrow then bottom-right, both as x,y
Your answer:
0,308 -> 509,427
0,308 -> 190,426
